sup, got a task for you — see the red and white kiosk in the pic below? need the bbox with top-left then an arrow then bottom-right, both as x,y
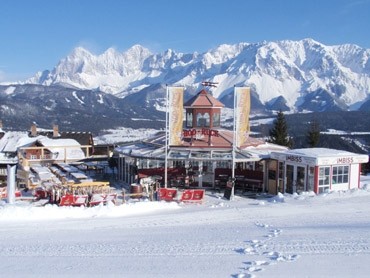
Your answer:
269,148 -> 369,194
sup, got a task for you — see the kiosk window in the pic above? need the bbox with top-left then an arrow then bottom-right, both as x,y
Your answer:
318,166 -> 330,193
332,165 -> 349,184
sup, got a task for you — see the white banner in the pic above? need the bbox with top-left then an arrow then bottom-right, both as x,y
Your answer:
168,87 -> 184,146
234,87 -> 251,148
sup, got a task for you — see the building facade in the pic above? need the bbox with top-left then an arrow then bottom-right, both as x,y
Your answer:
114,87 -> 287,193
114,87 -> 369,195
269,148 -> 369,194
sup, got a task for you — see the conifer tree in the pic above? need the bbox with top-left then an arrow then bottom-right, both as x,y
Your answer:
306,119 -> 320,147
269,110 -> 293,148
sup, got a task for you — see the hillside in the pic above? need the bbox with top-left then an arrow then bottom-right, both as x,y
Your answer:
253,111 -> 370,153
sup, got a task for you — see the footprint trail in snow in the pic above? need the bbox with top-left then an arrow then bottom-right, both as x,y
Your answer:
233,222 -> 300,277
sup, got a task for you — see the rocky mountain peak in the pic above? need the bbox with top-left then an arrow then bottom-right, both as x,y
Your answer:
23,39 -> 370,112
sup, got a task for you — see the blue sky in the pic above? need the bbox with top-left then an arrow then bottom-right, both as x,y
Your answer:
0,0 -> 369,82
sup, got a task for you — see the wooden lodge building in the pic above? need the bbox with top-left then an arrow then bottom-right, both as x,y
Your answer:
0,122 -> 111,191
114,87 -> 369,195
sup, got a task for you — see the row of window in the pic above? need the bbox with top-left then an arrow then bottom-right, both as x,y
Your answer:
28,154 -> 54,160
318,165 -> 349,193
186,112 -> 220,128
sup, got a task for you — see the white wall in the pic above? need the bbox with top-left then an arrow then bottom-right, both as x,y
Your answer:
329,164 -> 360,191
350,164 -> 360,190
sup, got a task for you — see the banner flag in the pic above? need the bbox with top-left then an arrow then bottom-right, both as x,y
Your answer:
234,87 -> 251,148
168,86 -> 184,146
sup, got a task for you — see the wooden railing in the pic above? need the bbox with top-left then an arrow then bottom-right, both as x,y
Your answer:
18,145 -> 93,167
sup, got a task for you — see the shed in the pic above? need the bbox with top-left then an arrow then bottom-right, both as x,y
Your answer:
269,148 -> 369,194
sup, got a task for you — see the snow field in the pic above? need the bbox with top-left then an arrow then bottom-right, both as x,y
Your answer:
0,184 -> 370,277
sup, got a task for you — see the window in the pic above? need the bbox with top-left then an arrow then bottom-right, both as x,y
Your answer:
203,161 -> 213,173
213,113 -> 220,127
30,155 -> 37,160
307,167 -> 314,192
278,162 -> 284,179
196,113 -> 210,127
186,112 -> 193,128
332,165 -> 349,184
216,161 -> 231,168
278,162 -> 284,193
318,166 -> 330,193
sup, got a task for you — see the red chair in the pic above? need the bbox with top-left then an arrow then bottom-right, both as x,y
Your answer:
158,188 -> 166,199
191,189 -> 205,203
165,188 -> 177,201
180,189 -> 205,203
59,194 -> 75,206
73,195 -> 88,206
89,193 -> 105,206
159,188 -> 177,201
89,193 -> 117,206
180,190 -> 193,202
59,194 -> 88,206
0,188 -> 22,199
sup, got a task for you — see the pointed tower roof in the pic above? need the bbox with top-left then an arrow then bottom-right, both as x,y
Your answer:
184,89 -> 224,108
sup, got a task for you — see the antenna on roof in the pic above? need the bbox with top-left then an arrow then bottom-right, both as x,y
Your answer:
201,81 -> 218,95
201,81 -> 218,88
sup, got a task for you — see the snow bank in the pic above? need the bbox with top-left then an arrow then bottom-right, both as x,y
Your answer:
0,200 -> 181,222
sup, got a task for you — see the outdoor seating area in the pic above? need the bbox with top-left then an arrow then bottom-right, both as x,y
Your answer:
136,167 -> 264,194
214,168 -> 264,192
124,183 -> 205,203
11,161 -> 116,206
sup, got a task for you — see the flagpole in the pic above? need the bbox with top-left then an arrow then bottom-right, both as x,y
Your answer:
231,86 -> 237,200
164,85 -> 169,188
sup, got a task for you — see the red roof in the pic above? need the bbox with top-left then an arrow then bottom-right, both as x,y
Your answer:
184,89 -> 224,108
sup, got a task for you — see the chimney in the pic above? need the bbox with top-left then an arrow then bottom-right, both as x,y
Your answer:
53,124 -> 59,138
30,123 -> 37,137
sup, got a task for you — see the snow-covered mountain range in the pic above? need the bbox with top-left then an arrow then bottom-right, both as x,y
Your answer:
26,38 -> 370,112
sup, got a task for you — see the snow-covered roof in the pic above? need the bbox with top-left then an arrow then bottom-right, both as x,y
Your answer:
114,132 -> 288,162
0,131 -> 41,164
37,137 -> 85,160
0,131 -> 37,153
285,148 -> 366,158
244,142 -> 288,158
115,143 -> 165,159
271,148 -> 369,165
30,165 -> 56,182
0,131 -> 86,164
38,137 -> 81,148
